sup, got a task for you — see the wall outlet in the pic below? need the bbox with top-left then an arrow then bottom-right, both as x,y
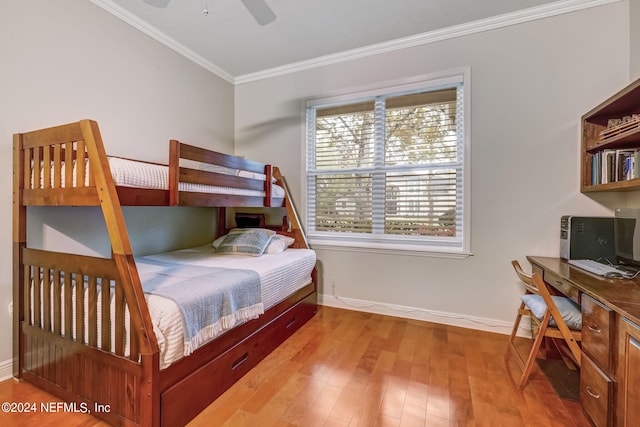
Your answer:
8,301 -> 12,317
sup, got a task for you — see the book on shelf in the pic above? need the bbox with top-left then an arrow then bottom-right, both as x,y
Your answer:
591,148 -> 640,185
617,149 -> 636,181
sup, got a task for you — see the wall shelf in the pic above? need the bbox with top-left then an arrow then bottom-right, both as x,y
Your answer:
581,79 -> 640,192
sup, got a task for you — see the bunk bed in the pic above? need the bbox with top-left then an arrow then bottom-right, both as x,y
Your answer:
12,119 -> 318,427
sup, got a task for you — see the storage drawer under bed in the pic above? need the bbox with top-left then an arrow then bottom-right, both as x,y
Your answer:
159,290 -> 317,427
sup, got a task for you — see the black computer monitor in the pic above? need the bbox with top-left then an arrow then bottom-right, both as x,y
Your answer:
615,208 -> 640,267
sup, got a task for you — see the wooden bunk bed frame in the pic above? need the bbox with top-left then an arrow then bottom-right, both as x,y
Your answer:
12,119 -> 317,427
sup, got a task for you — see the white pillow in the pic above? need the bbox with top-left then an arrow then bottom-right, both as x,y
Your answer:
198,162 -> 237,175
237,169 -> 277,183
264,235 -> 295,254
213,234 -> 226,249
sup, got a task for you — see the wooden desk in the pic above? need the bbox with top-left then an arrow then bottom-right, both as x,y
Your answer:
527,256 -> 640,427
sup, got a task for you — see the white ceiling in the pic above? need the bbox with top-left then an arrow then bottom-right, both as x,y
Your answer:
91,0 -> 606,83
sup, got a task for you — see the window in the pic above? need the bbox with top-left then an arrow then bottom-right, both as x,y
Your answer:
305,71 -> 470,257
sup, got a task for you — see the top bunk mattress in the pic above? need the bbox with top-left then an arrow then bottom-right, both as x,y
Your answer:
109,157 -> 285,198
33,156 -> 285,198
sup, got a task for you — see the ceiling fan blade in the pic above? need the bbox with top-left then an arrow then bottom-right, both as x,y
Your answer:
241,0 -> 276,26
143,0 -> 171,8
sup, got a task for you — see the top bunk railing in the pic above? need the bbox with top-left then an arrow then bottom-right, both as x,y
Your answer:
17,121 -> 98,206
14,120 -> 284,209
168,139 -> 280,207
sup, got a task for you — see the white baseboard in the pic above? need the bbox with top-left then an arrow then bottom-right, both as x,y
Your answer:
319,293 -> 532,337
0,358 -> 13,382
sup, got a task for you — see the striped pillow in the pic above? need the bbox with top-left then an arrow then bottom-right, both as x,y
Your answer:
216,228 -> 276,256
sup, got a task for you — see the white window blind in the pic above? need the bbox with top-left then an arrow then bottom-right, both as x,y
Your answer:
306,72 -> 470,256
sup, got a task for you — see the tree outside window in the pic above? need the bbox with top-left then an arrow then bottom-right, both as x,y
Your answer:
306,73 -> 468,255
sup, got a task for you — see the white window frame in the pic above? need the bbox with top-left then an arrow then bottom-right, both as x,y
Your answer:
304,68 -> 471,258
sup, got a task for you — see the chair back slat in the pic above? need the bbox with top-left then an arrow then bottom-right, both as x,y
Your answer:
511,260 -> 539,294
512,260 -> 567,321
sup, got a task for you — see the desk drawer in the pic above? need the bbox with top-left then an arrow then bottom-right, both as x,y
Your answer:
582,294 -> 613,370
543,269 -> 579,303
581,353 -> 613,427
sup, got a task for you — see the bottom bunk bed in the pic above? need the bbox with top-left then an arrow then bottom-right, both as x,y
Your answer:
13,120 -> 317,426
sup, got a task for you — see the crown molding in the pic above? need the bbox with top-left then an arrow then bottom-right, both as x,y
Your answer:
89,0 -> 235,84
91,0 -> 621,86
235,0 -> 621,84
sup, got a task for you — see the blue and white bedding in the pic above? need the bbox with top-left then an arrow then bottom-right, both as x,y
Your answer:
140,245 -> 316,368
136,258 -> 263,356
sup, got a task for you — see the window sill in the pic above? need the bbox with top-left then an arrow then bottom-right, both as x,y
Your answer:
309,238 -> 473,259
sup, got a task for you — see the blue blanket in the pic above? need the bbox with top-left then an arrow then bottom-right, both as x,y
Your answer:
135,258 -> 263,355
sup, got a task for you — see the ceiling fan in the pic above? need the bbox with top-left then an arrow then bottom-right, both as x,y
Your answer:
143,0 -> 276,26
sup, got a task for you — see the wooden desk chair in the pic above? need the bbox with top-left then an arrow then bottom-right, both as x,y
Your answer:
506,260 -> 582,388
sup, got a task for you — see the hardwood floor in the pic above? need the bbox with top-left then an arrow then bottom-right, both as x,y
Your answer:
0,306 -> 591,426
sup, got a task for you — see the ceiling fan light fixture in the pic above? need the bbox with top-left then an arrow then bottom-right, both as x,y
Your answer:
241,0 -> 276,26
143,0 -> 172,8
142,0 -> 277,26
